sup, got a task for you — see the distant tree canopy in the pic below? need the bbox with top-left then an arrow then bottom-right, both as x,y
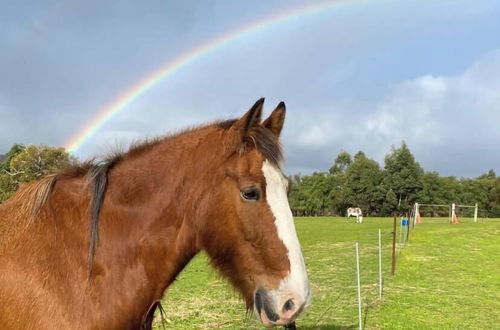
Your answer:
382,142 -> 423,211
0,144 -> 71,201
329,151 -> 352,175
288,142 -> 500,218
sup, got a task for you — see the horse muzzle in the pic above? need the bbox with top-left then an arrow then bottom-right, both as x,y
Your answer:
254,287 -> 309,327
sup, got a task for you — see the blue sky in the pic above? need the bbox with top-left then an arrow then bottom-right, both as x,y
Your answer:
1,0 -> 499,177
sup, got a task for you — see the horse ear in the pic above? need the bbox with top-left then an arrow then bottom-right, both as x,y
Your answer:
234,98 -> 264,136
262,101 -> 286,137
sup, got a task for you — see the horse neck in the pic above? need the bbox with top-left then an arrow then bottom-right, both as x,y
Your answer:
95,127 -> 228,304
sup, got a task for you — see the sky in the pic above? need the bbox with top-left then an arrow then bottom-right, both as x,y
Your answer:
1,0 -> 499,177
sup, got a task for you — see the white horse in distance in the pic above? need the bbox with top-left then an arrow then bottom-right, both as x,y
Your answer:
346,207 -> 363,223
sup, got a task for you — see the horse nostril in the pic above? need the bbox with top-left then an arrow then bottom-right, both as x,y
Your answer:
255,288 -> 279,323
283,299 -> 295,312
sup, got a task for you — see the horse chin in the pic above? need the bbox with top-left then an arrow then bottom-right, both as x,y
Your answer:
257,310 -> 276,328
255,308 -> 297,328
254,307 -> 283,328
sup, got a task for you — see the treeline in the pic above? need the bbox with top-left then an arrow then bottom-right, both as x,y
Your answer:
288,142 -> 500,218
1,143 -> 499,218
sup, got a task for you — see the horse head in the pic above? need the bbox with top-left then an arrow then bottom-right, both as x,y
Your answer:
198,99 -> 311,327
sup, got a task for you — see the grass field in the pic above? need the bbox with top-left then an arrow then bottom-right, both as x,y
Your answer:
154,217 -> 500,329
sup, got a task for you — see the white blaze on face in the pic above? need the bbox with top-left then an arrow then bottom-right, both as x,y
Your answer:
262,160 -> 311,306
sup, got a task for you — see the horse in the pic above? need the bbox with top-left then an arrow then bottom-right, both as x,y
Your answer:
0,98 -> 311,329
346,207 -> 363,223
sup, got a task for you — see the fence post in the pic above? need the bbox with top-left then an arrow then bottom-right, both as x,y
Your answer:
452,203 -> 458,224
355,242 -> 363,330
405,217 -> 410,244
474,203 -> 478,222
391,215 -> 397,276
398,217 -> 403,246
378,229 -> 382,300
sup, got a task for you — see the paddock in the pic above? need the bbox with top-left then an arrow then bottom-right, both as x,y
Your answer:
155,217 -> 500,329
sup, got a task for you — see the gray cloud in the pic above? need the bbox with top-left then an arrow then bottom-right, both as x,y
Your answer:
283,49 -> 500,176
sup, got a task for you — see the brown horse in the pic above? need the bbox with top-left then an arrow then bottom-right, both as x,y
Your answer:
0,99 -> 311,329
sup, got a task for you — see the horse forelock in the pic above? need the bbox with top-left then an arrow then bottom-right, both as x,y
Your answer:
218,120 -> 283,168
248,126 -> 283,168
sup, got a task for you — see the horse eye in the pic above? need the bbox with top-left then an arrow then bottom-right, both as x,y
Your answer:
240,187 -> 260,201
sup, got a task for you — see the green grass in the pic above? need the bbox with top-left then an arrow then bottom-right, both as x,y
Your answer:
154,217 -> 500,329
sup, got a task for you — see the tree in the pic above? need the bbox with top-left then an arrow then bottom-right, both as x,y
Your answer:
288,174 -> 306,215
288,172 -> 335,216
478,169 -> 496,180
417,172 -> 458,216
381,188 -> 398,216
475,170 -> 500,217
0,144 -> 71,202
0,144 -> 27,201
487,178 -> 500,217
343,151 -> 384,215
419,172 -> 443,204
382,142 -> 423,211
8,145 -> 70,182
0,144 -> 25,173
329,151 -> 352,175
328,151 -> 353,215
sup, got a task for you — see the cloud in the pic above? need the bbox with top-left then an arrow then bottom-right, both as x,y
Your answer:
367,49 -> 500,148
286,49 -> 500,176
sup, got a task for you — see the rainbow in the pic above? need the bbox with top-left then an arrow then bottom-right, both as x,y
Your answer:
65,0 -> 377,154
